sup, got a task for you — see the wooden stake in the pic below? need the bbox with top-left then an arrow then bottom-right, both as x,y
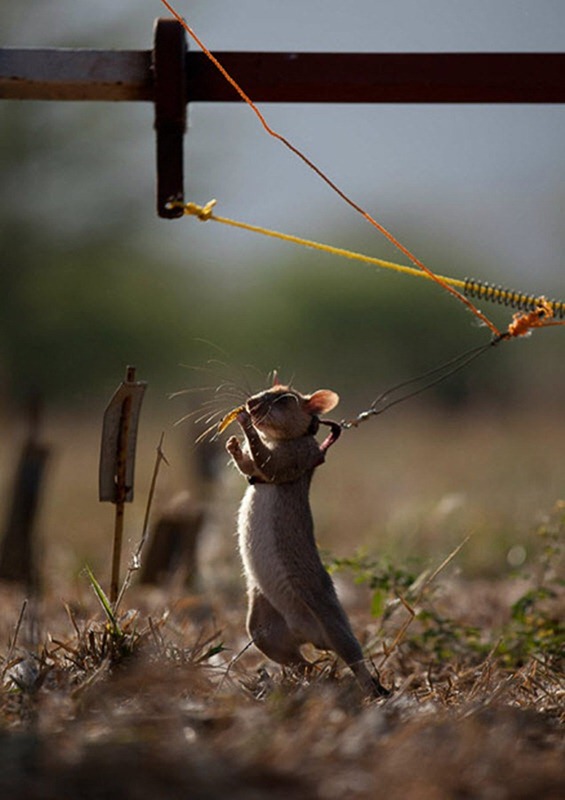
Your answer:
99,366 -> 147,605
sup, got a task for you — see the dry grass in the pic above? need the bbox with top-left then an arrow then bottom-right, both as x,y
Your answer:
0,403 -> 564,798
0,576 -> 563,799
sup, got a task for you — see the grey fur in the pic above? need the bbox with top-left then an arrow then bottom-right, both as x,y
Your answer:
226,385 -> 388,697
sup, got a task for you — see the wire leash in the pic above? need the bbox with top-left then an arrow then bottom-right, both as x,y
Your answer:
341,339 -> 497,428
159,1 -> 565,436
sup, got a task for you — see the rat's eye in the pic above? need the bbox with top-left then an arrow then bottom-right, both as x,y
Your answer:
273,393 -> 296,408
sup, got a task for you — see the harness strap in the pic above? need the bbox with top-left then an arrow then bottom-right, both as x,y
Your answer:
319,419 -> 342,453
247,417 -> 341,485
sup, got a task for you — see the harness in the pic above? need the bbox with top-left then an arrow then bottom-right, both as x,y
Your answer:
247,417 -> 342,485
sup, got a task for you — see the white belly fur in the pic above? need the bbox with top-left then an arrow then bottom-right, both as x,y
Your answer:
238,479 -> 340,648
238,484 -> 288,595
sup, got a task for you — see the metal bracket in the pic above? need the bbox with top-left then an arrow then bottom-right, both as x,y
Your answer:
153,18 -> 187,219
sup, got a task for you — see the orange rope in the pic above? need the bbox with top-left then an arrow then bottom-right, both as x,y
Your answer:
500,298 -> 565,340
160,1 -> 502,336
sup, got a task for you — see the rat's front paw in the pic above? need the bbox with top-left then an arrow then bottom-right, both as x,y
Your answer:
226,435 -> 241,457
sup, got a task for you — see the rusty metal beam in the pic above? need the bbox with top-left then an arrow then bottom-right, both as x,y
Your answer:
2,49 -> 565,104
186,52 -> 565,105
2,18 -> 564,218
0,48 -> 153,101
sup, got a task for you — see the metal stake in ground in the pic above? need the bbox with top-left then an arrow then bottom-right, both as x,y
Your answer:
99,366 -> 147,604
0,394 -> 50,592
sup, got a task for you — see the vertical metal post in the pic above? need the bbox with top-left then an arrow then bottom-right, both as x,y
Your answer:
153,18 -> 187,219
0,396 -> 49,590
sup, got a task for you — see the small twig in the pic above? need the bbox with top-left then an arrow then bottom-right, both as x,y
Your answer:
70,656 -> 112,700
148,616 -> 166,657
458,667 -> 526,718
377,593 -> 416,668
377,535 -> 473,667
1,599 -> 28,679
214,638 -> 256,696
387,672 -> 418,703
64,602 -> 82,640
424,534 -> 472,588
115,432 -> 169,612
137,432 -> 169,563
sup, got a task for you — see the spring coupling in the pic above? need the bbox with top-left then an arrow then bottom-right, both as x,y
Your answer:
463,277 -> 565,319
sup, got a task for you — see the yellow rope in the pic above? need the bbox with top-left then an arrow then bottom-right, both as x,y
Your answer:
173,199 -> 465,290
172,200 -> 565,321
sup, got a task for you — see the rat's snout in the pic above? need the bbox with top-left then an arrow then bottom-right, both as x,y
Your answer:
247,394 -> 268,417
246,397 -> 260,417
246,393 -> 277,430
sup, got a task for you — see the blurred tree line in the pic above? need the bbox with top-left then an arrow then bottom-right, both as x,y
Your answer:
193,236 -> 565,416
1,91 -> 563,412
1,7 -> 563,414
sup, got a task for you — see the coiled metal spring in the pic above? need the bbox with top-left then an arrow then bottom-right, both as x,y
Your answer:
464,277 -> 565,319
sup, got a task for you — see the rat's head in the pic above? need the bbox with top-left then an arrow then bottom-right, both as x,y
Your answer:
246,384 -> 339,440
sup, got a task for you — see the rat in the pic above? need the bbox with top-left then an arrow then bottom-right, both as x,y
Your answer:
225,382 -> 388,697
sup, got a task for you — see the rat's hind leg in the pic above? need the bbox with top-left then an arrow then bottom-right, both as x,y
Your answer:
312,603 -> 389,697
287,577 -> 390,697
247,587 -> 306,666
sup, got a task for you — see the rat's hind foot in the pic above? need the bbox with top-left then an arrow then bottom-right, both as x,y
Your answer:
351,661 -> 391,698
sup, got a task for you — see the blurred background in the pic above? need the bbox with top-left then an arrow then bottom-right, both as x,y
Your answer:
0,1 -> 564,587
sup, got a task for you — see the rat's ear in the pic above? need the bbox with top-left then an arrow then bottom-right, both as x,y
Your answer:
305,390 -> 340,415
271,370 -> 281,386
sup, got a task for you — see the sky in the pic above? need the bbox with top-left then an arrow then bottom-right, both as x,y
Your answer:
2,1 -> 565,291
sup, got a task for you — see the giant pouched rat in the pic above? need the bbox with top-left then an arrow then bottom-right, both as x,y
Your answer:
225,382 -> 388,697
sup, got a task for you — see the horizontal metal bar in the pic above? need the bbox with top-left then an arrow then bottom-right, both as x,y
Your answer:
186,52 -> 565,104
1,48 -> 564,103
0,48 -> 153,100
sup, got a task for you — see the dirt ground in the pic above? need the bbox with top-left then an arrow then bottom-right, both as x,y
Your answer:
0,569 -> 563,800
0,407 -> 563,798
